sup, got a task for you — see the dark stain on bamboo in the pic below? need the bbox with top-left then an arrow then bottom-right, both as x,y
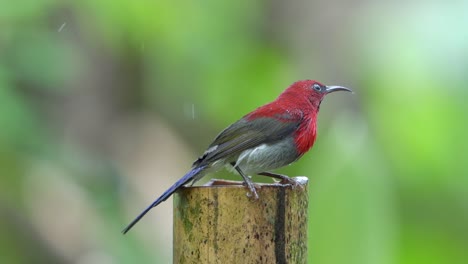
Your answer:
274,187 -> 287,264
213,188 -> 219,255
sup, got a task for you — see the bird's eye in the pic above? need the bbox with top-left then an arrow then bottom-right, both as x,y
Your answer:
313,83 -> 322,91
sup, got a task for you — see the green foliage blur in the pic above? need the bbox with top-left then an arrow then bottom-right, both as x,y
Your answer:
1,1 -> 467,263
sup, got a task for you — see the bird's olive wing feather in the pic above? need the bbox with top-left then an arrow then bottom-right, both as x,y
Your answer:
194,113 -> 301,167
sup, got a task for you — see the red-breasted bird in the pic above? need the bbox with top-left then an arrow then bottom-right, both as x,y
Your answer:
122,80 -> 352,234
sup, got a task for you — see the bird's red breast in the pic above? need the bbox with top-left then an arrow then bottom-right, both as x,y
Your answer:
293,113 -> 318,155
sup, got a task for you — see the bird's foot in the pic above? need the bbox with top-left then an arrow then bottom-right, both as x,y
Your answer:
233,165 -> 260,199
258,172 -> 302,189
242,181 -> 260,200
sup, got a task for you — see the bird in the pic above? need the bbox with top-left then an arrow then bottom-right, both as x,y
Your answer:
122,80 -> 352,234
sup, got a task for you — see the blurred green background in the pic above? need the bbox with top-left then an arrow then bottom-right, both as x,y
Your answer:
1,1 -> 467,263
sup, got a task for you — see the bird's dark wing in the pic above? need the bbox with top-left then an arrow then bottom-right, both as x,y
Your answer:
193,112 -> 302,167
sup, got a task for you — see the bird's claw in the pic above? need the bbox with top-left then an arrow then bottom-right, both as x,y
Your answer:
275,176 -> 304,190
242,182 -> 260,199
257,172 -> 302,189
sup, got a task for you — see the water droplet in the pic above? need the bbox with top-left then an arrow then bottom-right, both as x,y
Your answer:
183,103 -> 196,119
191,104 -> 195,119
58,22 -> 66,32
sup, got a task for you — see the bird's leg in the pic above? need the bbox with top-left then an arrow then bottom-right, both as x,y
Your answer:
233,165 -> 259,200
258,171 -> 298,186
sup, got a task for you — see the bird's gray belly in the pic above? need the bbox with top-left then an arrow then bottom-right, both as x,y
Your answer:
232,136 -> 299,175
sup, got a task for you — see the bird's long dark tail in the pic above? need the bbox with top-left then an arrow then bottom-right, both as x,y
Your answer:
122,165 -> 207,234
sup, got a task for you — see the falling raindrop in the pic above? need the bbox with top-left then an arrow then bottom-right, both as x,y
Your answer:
183,103 -> 196,120
191,104 -> 195,120
58,22 -> 66,32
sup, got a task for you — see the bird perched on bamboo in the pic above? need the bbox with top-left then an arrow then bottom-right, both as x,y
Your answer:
122,80 -> 352,234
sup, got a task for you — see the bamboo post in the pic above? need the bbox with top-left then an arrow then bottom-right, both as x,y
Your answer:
173,177 -> 309,264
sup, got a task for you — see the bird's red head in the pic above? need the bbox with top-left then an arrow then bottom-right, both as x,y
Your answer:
278,80 -> 352,110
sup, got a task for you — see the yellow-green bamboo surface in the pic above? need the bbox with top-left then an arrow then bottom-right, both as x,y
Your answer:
173,178 -> 308,264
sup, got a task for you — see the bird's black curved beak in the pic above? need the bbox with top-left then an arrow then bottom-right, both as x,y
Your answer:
325,86 -> 353,94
